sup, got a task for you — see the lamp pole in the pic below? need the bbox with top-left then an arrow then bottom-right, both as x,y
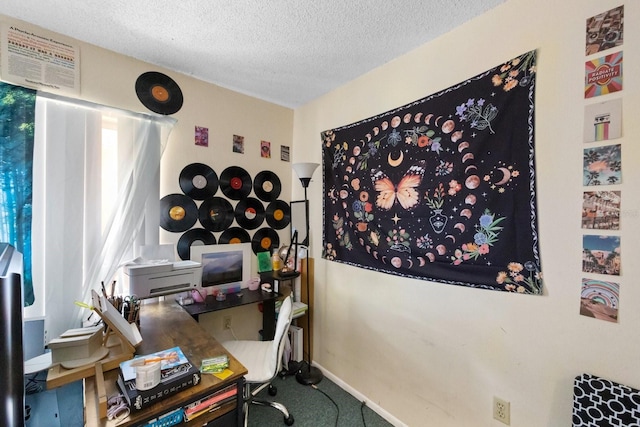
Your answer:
292,163 -> 323,386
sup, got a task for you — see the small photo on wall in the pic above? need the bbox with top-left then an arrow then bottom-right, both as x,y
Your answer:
585,5 -> 624,56
195,126 -> 208,147
582,235 -> 620,276
260,140 -> 271,158
583,144 -> 621,186
233,134 -> 245,154
585,51 -> 623,98
582,191 -> 621,230
583,98 -> 622,143
280,145 -> 290,162
580,278 -> 619,323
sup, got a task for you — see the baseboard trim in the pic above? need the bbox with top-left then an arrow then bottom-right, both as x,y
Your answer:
312,362 -> 407,427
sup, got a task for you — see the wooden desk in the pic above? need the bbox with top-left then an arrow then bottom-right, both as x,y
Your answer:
84,299 -> 248,426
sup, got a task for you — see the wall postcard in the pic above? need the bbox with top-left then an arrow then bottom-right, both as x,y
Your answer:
233,134 -> 244,154
585,52 -> 623,99
585,5 -> 624,56
195,126 -> 208,147
322,50 -> 543,294
582,235 -> 620,276
583,144 -> 622,186
583,98 -> 622,143
580,278 -> 619,323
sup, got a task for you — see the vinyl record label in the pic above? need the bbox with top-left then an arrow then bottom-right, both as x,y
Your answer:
265,200 -> 291,230
251,227 -> 280,255
135,71 -> 184,115
160,194 -> 198,232
179,163 -> 218,200
234,197 -> 265,230
220,166 -> 252,200
198,197 -> 234,232
177,228 -> 215,260
219,227 -> 251,245
253,170 -> 282,202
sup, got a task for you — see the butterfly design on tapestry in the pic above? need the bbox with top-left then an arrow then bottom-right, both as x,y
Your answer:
371,161 -> 426,210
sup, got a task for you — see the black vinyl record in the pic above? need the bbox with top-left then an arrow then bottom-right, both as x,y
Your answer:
198,197 -> 234,232
177,228 -> 215,260
265,200 -> 291,230
219,227 -> 251,245
179,163 -> 218,200
135,71 -> 184,115
219,166 -> 252,200
253,170 -> 282,202
160,194 -> 198,232
251,227 -> 280,255
234,197 -> 265,230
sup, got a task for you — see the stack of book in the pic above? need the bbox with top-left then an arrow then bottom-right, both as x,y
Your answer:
183,383 -> 237,422
117,346 -> 201,412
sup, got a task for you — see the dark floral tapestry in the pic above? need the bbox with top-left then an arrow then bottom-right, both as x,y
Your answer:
321,50 -> 543,294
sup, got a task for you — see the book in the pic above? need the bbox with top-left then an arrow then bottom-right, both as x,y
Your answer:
183,383 -> 237,422
119,346 -> 189,381
117,358 -> 201,411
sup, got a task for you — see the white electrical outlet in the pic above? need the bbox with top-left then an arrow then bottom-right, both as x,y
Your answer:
223,315 -> 232,330
493,396 -> 510,425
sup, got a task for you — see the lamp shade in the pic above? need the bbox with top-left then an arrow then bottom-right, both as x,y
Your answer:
292,163 -> 319,188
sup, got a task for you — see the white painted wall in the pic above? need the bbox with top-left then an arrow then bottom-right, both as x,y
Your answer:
293,0 -> 639,425
5,0 -> 639,424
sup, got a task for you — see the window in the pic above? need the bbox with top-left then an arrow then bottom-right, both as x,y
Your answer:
28,94 -> 175,342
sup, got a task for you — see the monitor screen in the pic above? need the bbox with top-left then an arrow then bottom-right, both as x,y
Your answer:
190,243 -> 252,296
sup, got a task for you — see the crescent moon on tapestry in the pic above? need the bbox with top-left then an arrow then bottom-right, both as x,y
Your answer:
495,167 -> 512,185
388,151 -> 404,167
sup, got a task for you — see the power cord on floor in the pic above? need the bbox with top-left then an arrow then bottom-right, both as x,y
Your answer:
311,384 -> 339,427
360,400 -> 369,427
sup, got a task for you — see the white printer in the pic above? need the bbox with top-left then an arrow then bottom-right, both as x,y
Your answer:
125,260 -> 201,299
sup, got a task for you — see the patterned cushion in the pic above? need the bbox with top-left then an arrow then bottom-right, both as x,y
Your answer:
573,373 -> 640,426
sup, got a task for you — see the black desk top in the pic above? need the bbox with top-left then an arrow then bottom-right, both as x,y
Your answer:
180,288 -> 278,317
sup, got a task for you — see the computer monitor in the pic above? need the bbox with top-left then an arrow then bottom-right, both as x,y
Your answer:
190,243 -> 252,297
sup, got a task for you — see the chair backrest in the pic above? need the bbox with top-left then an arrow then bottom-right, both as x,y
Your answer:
268,295 -> 293,376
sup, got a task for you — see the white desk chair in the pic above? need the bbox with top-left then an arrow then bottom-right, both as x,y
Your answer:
223,294 -> 295,426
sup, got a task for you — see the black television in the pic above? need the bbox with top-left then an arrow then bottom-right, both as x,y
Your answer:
0,243 -> 24,425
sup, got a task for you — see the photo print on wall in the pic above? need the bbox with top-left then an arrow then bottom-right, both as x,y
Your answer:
582,191 -> 620,230
195,126 -> 208,147
583,98 -> 622,143
582,234 -> 620,276
585,5 -> 624,56
585,51 -> 623,99
583,144 -> 621,186
233,134 -> 244,154
580,278 -> 619,323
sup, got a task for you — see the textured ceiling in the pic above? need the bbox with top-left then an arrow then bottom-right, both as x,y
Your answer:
0,0 -> 505,108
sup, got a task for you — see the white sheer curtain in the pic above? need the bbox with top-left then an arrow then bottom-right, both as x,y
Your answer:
31,93 -> 175,342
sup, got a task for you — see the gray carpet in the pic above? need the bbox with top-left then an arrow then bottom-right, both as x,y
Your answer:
248,373 -> 393,427
26,369 -> 392,426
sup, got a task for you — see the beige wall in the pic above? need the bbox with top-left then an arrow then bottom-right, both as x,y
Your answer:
294,0 -> 639,425
4,0 -> 639,424
0,15 -> 295,339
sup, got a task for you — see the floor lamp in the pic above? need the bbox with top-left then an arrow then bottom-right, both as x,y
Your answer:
292,162 -> 324,386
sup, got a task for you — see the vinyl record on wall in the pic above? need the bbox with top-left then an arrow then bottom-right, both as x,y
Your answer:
177,228 -> 216,260
251,227 -> 280,255
135,71 -> 184,115
234,197 -> 265,230
160,194 -> 198,232
265,200 -> 291,230
219,227 -> 251,245
253,170 -> 282,202
219,166 -> 252,200
179,163 -> 218,200
198,197 -> 234,232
